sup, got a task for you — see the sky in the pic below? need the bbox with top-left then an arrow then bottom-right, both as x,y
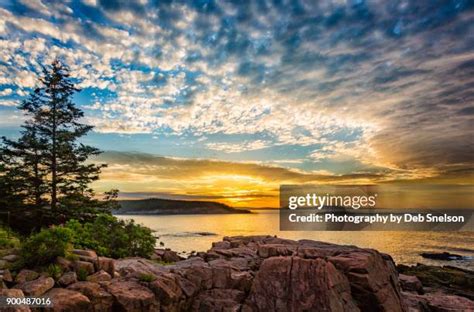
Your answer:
0,0 -> 473,207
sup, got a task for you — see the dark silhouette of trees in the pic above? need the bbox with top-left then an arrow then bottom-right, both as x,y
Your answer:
0,125 -> 47,207
0,59 -> 114,231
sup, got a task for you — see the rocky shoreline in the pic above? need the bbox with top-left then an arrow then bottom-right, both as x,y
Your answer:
0,235 -> 472,311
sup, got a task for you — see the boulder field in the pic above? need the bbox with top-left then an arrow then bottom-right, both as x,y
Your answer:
1,235 -> 472,311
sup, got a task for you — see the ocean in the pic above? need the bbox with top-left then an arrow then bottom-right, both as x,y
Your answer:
117,209 -> 474,270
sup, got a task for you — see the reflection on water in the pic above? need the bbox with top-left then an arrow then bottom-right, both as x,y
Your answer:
117,210 -> 474,269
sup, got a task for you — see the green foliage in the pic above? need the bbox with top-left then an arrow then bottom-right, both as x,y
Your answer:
138,273 -> 156,283
16,214 -> 155,269
0,226 -> 20,249
76,268 -> 89,281
65,253 -> 79,262
18,60 -> 105,211
65,214 -> 156,259
0,59 -> 113,233
0,165 -> 29,211
20,226 -> 74,267
46,264 -> 63,280
0,127 -> 48,209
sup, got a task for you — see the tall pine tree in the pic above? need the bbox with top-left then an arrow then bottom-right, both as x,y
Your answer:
1,59 -> 106,214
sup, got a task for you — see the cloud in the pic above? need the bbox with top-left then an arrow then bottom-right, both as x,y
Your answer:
206,140 -> 272,153
94,151 -> 398,185
91,151 -> 472,207
18,0 -> 51,16
0,0 -> 472,182
0,88 -> 13,96
0,109 -> 25,125
91,151 -> 391,207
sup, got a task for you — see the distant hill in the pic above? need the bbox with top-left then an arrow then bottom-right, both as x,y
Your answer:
115,198 -> 251,215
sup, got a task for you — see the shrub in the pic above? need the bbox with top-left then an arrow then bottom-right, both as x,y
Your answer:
76,267 -> 89,281
138,273 -> 156,283
46,264 -> 63,280
0,226 -> 20,249
20,226 -> 74,267
65,214 -> 156,259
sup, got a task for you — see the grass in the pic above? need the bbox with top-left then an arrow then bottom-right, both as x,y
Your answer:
138,273 -> 156,282
151,259 -> 175,266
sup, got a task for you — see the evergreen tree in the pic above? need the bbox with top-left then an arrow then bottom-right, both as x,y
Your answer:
28,59 -> 105,210
0,158 -> 27,209
1,59 -> 106,214
0,125 -> 47,207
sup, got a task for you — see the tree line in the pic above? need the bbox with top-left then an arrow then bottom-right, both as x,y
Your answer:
0,60 -> 117,233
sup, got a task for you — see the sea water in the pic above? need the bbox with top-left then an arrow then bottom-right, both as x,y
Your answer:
117,210 -> 474,270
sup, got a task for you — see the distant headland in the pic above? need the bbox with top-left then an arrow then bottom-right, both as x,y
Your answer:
115,198 -> 251,215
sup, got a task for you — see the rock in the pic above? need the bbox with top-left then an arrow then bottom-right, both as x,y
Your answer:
425,293 -> 474,311
209,259 -> 235,289
402,292 -> 430,312
154,249 -> 165,257
257,243 -> 296,258
15,270 -> 39,283
1,269 -> 13,283
397,264 -> 474,300
78,255 -> 98,266
150,235 -> 415,311
6,235 -> 467,311
68,281 -> 114,312
212,246 -> 257,260
97,257 -> 115,276
43,288 -> 91,311
403,291 -> 474,312
73,260 -> 95,275
205,236 -> 410,311
243,256 -> 359,311
2,255 -> 20,262
328,249 -> 406,312
149,273 -> 183,308
0,288 -> 25,297
0,289 -> 30,312
399,274 -> 423,294
55,257 -> 72,271
230,271 -> 253,292
58,272 -> 77,287
71,250 -> 99,267
420,252 -> 465,261
87,270 -> 112,282
0,260 -> 8,269
212,241 -> 231,249
172,257 -> 213,290
154,249 -> 182,262
72,249 -> 98,259
175,274 -> 199,298
115,258 -> 168,277
192,289 -> 245,311
105,279 -> 159,312
17,277 -> 54,296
